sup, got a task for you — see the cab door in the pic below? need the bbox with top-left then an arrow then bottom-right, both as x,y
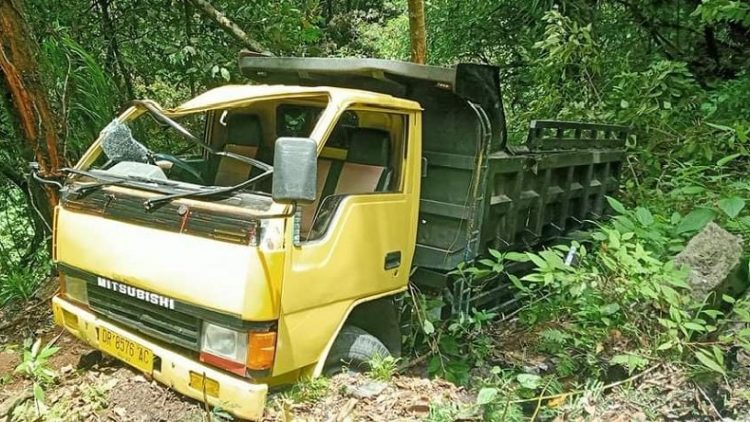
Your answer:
274,107 -> 421,374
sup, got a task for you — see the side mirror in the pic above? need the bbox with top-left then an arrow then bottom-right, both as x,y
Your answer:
272,137 -> 317,204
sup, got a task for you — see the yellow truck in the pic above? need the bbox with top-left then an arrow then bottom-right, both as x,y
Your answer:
43,56 -> 628,419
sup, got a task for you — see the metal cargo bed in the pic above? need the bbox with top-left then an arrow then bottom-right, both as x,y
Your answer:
415,120 -> 628,280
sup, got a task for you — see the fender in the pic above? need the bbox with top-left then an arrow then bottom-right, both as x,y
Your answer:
309,287 -> 406,377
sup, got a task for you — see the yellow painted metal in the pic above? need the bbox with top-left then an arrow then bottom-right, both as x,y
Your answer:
170,85 -> 421,116
55,83 -> 425,415
54,205 -> 281,320
274,111 -> 422,375
75,85 -> 421,170
53,296 -> 268,421
189,372 -> 221,397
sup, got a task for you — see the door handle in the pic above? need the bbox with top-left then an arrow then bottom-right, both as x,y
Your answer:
384,251 -> 401,270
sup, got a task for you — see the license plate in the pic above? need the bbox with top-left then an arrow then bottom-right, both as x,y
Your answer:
98,327 -> 154,373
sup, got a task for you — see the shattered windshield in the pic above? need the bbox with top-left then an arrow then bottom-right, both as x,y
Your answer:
78,97 -> 329,201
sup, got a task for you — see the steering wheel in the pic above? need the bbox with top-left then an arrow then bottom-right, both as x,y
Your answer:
153,153 -> 205,185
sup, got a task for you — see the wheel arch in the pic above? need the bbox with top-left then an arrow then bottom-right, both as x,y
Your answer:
309,290 -> 403,377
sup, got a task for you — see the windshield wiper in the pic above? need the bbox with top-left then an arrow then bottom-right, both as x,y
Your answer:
132,100 -> 273,173
128,100 -> 275,208
64,168 -> 184,195
143,172 -> 268,210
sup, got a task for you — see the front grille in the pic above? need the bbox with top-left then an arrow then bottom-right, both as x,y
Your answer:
61,187 -> 259,245
88,283 -> 202,350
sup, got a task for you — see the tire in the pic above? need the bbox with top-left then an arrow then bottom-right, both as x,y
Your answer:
323,326 -> 391,376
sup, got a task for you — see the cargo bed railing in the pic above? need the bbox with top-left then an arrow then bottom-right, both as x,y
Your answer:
526,120 -> 630,151
414,120 -> 631,297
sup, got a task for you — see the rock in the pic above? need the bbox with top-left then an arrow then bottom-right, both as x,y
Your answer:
407,401 -> 430,415
77,350 -> 103,369
344,380 -> 388,399
674,223 -> 746,302
522,362 -> 550,374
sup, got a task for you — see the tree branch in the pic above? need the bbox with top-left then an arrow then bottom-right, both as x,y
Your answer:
187,0 -> 269,55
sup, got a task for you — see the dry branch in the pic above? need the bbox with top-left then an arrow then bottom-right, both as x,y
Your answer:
509,364 -> 662,405
0,392 -> 32,419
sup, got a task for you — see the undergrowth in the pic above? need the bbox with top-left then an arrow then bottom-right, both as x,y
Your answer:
402,10 -> 750,419
407,193 -> 749,418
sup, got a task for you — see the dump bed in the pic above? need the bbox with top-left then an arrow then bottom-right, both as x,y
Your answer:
239,55 -> 629,292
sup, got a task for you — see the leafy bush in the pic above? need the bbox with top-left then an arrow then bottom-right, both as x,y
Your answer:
14,338 -> 60,416
0,268 -> 44,306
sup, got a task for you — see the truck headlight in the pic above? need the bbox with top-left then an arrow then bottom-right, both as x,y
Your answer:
200,322 -> 248,364
199,322 -> 277,375
63,275 -> 89,305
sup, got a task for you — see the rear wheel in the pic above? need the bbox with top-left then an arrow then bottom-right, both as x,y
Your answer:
323,326 -> 390,376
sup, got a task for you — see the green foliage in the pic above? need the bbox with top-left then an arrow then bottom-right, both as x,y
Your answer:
0,267 -> 44,305
41,35 -> 118,160
694,0 -> 750,27
15,338 -> 60,413
610,353 -> 649,375
366,353 -> 399,381
280,376 -> 330,404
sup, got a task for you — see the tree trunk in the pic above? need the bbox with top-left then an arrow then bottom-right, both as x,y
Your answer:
704,25 -> 721,68
407,0 -> 427,64
96,0 -> 135,99
0,0 -> 63,218
188,0 -> 269,55
183,0 -> 196,97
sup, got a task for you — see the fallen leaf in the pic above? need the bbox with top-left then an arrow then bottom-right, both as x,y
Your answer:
100,377 -> 119,391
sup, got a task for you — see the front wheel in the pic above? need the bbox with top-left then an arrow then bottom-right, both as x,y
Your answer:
323,326 -> 390,376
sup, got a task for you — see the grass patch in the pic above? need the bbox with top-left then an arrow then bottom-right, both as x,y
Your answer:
366,354 -> 399,381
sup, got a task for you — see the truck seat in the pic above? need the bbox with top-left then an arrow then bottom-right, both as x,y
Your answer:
214,113 -> 263,186
335,128 -> 392,194
300,128 -> 391,238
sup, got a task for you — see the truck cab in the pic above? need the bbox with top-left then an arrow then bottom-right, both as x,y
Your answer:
51,57 -> 627,420
53,80 -> 423,419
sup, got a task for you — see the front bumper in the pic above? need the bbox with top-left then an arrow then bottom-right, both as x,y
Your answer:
52,296 -> 268,420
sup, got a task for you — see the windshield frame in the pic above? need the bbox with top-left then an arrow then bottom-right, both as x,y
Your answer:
69,93 -> 338,209
75,93 -> 337,173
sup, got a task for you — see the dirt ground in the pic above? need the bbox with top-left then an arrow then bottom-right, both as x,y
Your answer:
0,292 -> 470,422
1,329 -> 470,422
3,289 -> 750,421
0,287 -> 209,421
